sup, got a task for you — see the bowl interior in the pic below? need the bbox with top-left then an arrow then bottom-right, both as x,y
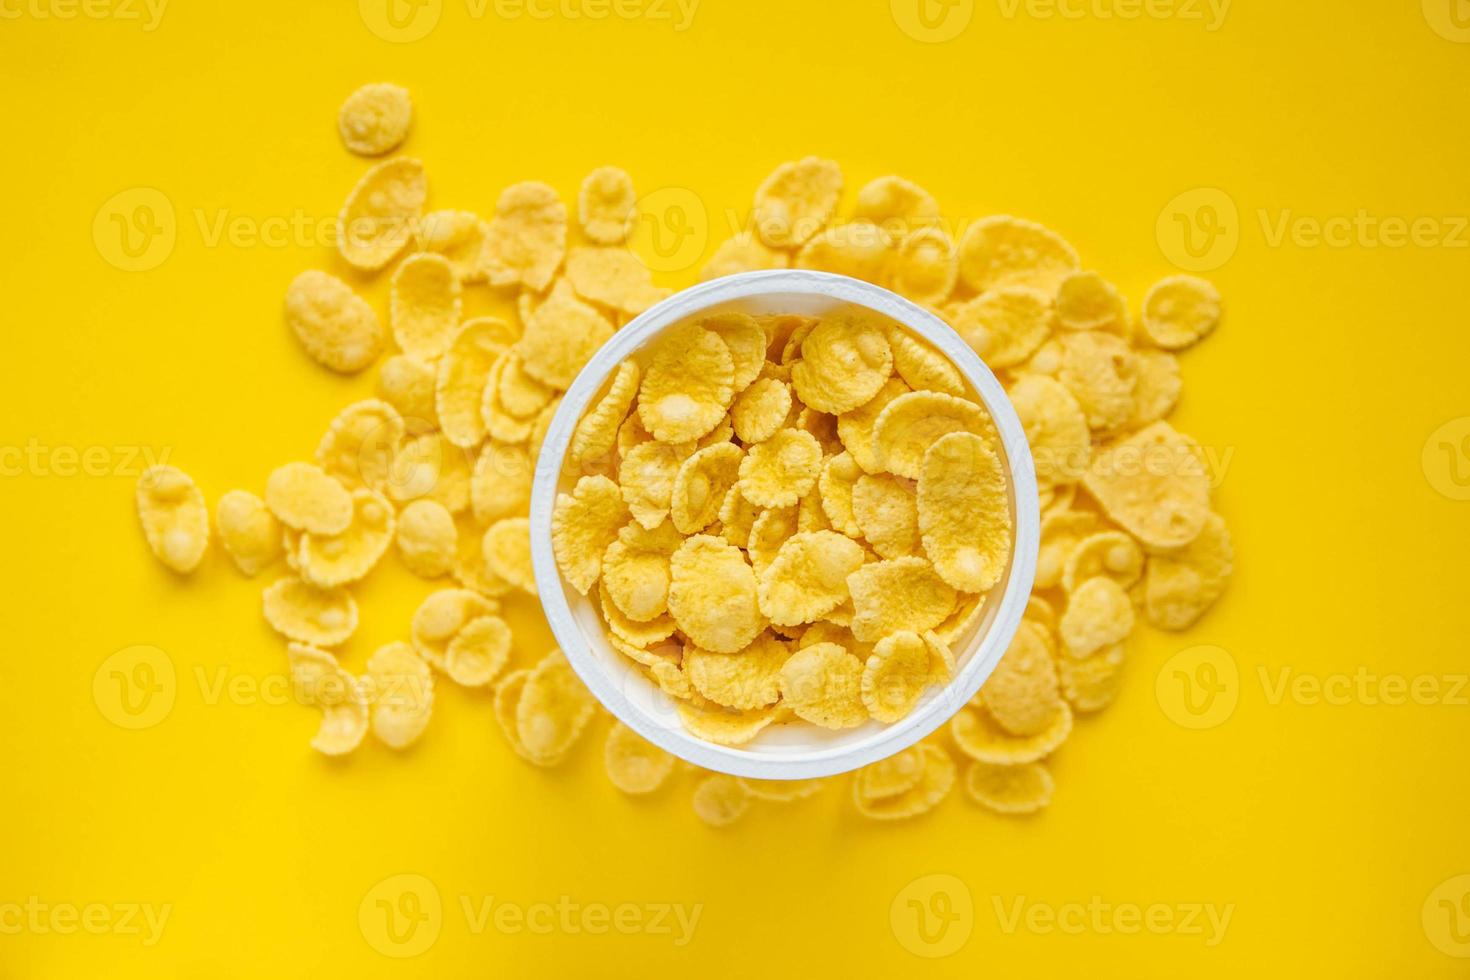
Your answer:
529,270 -> 1040,780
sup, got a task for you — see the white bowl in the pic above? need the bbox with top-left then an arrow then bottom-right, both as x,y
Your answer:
529,270 -> 1039,780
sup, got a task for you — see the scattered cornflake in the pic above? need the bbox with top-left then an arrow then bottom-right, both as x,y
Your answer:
216,489 -> 281,576
337,83 -> 411,157
1141,274 -> 1222,350
136,465 -> 210,574
578,166 -> 637,245
692,773 -> 753,827
284,270 -> 384,374
480,181 -> 567,292
138,126 -> 1234,824
752,156 -> 843,249
965,760 -> 1054,815
365,642 -> 434,749
605,721 -> 675,794
391,252 -> 462,361
288,643 -> 368,756
337,157 -> 426,271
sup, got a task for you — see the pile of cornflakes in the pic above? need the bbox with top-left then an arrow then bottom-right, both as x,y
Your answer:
134,84 -> 1231,826
550,307 -> 1012,742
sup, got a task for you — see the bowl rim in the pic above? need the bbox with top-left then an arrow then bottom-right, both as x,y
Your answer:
528,269 -> 1040,780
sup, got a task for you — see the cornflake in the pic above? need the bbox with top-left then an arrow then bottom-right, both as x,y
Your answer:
917,432 -> 1010,592
757,531 -> 866,627
481,181 -> 567,291
265,462 -> 354,536
298,488 -> 395,588
667,535 -> 765,654
700,231 -> 789,281
604,721 -> 675,794
520,283 -> 605,387
738,428 -> 822,508
366,642 -> 433,749
686,633 -> 789,710
337,157 -> 426,271
216,489 -> 281,576
395,498 -> 456,578
263,576 -> 358,647
136,466 -> 209,574
1141,274 -> 1222,349
872,391 -> 994,481
779,643 -> 867,730
637,322 -> 734,443
965,761 -> 1054,815
391,252 -> 462,361
957,215 -> 1079,294
437,319 -> 512,448
578,166 -> 637,245
288,643 -> 367,756
852,744 -> 955,820
790,312 -> 894,415
752,157 -> 842,248
416,209 -> 489,282
315,400 -> 402,491
284,270 -> 384,374
853,175 -> 940,233
337,83 -> 412,157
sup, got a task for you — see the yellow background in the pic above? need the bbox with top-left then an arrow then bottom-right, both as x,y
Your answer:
3,0 -> 1469,975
